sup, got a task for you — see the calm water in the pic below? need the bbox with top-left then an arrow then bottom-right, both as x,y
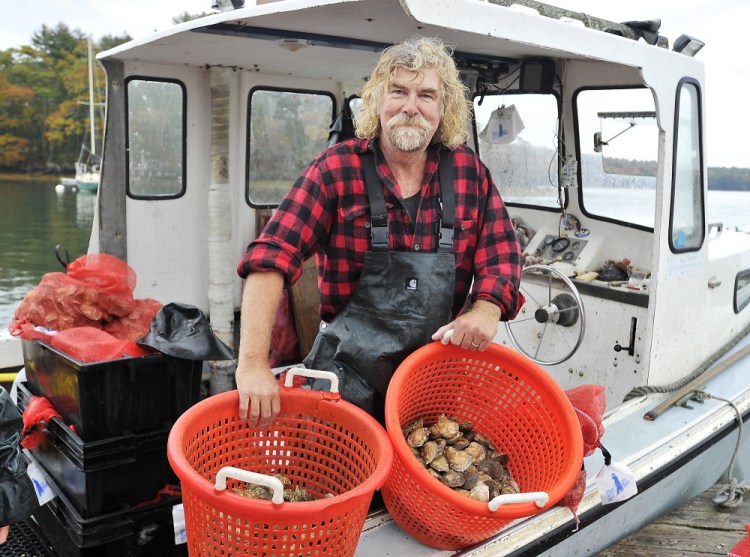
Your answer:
0,177 -> 95,329
1,177 -> 750,329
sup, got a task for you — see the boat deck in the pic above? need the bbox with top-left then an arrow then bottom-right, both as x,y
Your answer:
599,482 -> 750,556
3,482 -> 747,556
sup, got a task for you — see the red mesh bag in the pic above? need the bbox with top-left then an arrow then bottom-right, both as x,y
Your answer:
65,254 -> 137,317
10,254 -> 136,333
102,298 -> 163,341
729,525 -> 750,557
49,327 -> 150,363
20,395 -> 63,449
560,385 -> 607,526
9,254 -> 162,345
566,385 -> 606,456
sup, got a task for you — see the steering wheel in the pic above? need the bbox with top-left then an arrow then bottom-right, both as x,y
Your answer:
505,264 -> 586,365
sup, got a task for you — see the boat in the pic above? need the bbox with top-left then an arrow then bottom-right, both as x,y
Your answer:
74,38 -> 101,193
5,0 -> 750,555
73,145 -> 100,192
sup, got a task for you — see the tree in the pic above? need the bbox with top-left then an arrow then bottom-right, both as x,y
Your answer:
99,34 -> 133,52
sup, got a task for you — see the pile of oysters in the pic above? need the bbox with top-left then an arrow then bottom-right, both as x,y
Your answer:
233,473 -> 333,502
403,414 -> 520,502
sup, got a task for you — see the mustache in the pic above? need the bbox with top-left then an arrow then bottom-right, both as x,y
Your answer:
387,113 -> 431,131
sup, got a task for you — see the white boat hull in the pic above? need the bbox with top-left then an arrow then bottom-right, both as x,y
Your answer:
357,335 -> 750,556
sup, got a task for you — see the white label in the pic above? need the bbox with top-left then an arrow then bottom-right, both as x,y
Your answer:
595,461 -> 637,505
26,460 -> 56,506
172,503 -> 187,545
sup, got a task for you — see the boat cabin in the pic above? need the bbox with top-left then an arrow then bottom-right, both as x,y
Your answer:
93,0 -> 750,408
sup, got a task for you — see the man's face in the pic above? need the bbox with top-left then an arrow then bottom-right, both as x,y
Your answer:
380,68 -> 442,153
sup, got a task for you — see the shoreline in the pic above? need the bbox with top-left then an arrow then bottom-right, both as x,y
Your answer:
0,172 -> 73,182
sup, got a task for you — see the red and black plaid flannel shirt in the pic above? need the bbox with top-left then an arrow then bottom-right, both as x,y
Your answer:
237,139 -> 524,322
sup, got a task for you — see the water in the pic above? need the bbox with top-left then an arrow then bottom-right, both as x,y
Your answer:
0,177 -> 95,329
1,176 -> 749,329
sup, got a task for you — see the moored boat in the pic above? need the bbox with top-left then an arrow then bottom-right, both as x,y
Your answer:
5,1 -> 750,555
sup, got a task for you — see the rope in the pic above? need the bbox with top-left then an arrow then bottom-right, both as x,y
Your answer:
694,390 -> 747,510
624,322 -> 750,401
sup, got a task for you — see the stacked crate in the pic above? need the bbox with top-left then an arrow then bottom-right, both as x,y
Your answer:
17,340 -> 201,556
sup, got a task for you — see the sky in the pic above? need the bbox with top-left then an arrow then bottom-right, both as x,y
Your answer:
1,0 -> 747,167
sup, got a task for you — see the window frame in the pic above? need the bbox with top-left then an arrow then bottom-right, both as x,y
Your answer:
124,76 -> 187,201
668,78 -> 705,253
245,86 -> 336,209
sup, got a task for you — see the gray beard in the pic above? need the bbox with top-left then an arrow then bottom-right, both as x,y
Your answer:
388,125 -> 430,152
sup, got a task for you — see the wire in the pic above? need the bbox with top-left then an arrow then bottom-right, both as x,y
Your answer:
695,390 -> 747,510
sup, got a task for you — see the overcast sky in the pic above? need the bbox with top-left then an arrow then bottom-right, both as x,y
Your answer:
1,0 -> 746,167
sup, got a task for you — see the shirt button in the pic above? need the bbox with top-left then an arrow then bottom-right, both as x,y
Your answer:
413,244 -> 420,251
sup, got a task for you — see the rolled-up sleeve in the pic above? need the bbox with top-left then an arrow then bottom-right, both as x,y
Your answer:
237,161 -> 331,285
469,164 -> 524,321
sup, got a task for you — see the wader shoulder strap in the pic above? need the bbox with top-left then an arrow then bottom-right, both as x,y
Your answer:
361,149 -> 456,252
362,151 -> 389,250
437,151 -> 455,253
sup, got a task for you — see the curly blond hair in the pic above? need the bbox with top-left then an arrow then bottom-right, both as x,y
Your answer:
354,36 -> 472,149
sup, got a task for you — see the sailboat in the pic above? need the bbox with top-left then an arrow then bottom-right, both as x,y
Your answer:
74,38 -> 100,193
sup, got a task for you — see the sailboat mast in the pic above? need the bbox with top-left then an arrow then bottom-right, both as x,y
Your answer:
88,37 -> 96,156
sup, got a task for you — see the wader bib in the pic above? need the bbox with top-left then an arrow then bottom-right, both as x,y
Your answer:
304,151 -> 456,422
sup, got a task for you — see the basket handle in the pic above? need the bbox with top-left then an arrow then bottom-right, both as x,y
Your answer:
487,491 -> 549,512
284,367 -> 340,393
214,466 -> 284,505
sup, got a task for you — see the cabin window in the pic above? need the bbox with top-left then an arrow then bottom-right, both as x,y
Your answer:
246,88 -> 335,208
575,87 -> 658,228
125,78 -> 186,199
669,80 -> 704,252
735,269 -> 750,314
474,93 -> 560,209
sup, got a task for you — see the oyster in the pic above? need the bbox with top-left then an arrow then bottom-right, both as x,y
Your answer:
285,485 -> 316,502
462,465 -> 480,490
234,474 -> 322,502
464,441 -> 487,464
489,452 -> 509,466
235,484 -> 272,500
420,440 -> 442,465
429,454 -> 451,473
441,470 -> 466,488
429,414 -> 460,440
403,414 -> 520,503
406,426 -> 430,448
445,446 -> 473,473
476,457 -> 504,480
472,432 -> 496,452
402,418 -> 424,437
469,481 -> 490,502
450,436 -> 471,450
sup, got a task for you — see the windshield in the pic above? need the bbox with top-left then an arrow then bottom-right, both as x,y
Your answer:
474,93 -> 560,209
575,87 -> 658,228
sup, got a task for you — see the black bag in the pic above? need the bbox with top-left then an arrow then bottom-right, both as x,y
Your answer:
0,387 -> 39,526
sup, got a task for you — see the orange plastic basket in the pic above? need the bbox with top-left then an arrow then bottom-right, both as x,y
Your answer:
167,371 -> 393,557
383,342 -> 583,550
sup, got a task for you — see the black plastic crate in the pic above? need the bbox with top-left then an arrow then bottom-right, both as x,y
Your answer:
17,382 -> 178,518
22,339 -> 201,441
29,457 -> 188,557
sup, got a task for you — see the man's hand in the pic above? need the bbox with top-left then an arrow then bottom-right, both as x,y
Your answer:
432,300 -> 501,351
236,361 -> 281,427
236,271 -> 285,426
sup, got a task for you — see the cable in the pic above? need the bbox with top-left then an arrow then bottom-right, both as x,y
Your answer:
694,391 -> 748,510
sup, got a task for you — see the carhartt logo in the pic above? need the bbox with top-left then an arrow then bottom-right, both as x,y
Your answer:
405,278 -> 418,290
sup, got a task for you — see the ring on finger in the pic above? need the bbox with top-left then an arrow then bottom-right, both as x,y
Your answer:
471,342 -> 479,348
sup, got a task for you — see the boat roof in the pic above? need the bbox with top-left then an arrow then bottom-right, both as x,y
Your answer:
98,0 -> 700,82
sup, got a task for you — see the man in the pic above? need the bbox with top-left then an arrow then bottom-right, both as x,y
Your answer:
236,36 -> 524,426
